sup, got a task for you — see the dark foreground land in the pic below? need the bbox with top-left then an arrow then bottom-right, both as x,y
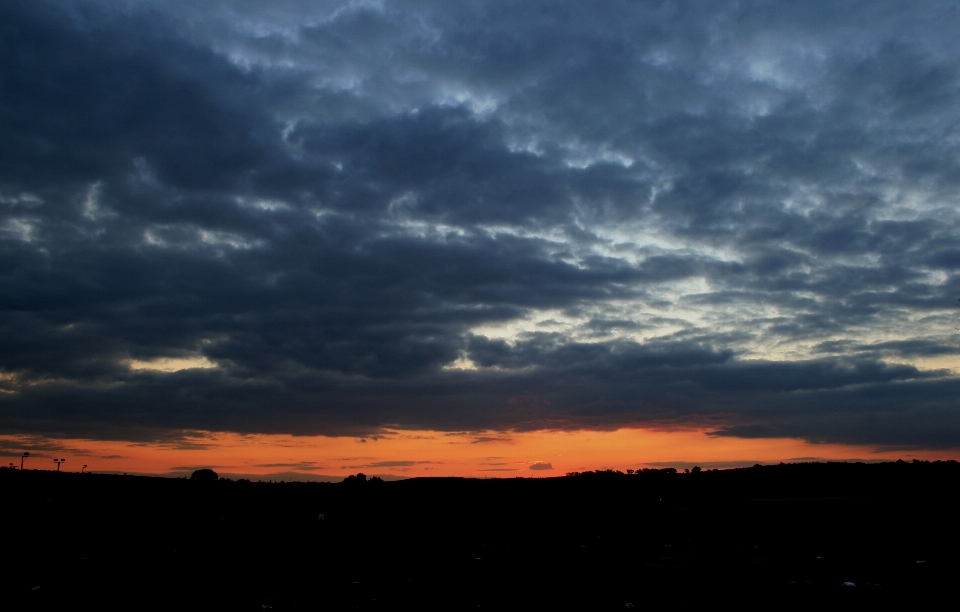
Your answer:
1,461 -> 958,611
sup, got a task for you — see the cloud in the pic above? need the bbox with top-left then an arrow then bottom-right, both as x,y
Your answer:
2,1 -> 960,451
529,462 -> 553,471
256,461 -> 324,471
341,460 -> 436,469
472,436 -> 512,444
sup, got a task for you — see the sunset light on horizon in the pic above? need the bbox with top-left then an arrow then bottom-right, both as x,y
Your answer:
5,427 -> 957,480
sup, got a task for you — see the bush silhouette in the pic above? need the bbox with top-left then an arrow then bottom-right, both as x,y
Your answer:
190,468 -> 218,481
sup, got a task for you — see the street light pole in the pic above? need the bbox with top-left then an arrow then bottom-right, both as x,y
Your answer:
54,458 -> 65,472
20,452 -> 29,470
82,464 -> 88,473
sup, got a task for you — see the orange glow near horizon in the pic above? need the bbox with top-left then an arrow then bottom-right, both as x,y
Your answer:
2,428 -> 958,479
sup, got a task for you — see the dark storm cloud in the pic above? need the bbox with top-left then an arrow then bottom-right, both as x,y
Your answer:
3,0 -> 960,450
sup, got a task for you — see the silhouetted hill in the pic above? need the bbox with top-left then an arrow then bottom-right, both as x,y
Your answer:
1,461 -> 957,610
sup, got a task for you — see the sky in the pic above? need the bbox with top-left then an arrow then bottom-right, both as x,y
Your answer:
3,0 -> 960,479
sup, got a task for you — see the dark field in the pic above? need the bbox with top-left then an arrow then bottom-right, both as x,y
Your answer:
2,461 -> 958,610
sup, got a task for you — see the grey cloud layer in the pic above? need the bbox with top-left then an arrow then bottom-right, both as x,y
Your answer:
2,0 -> 960,449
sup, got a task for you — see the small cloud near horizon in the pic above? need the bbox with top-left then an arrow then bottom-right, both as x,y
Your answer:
472,436 -> 513,444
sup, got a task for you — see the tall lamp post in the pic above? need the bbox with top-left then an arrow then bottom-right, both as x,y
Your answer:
54,458 -> 65,472
82,464 -> 88,473
20,452 -> 29,470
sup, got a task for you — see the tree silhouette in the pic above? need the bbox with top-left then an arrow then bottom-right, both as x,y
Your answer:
190,468 -> 218,481
342,473 -> 368,485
